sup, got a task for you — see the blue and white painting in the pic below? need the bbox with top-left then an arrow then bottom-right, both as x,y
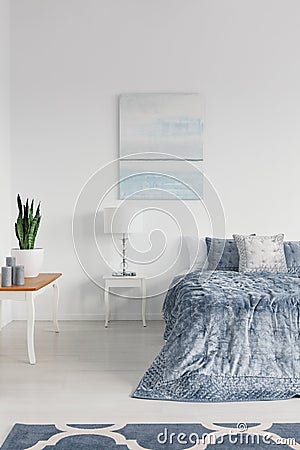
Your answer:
119,94 -> 204,160
120,160 -> 204,200
119,93 -> 204,200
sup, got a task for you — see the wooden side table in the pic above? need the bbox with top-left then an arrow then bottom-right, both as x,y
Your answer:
0,273 -> 62,364
103,275 -> 146,328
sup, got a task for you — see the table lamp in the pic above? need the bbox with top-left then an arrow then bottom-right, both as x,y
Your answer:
104,206 -> 142,276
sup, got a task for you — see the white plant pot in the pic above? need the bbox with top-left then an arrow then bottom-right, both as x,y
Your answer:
11,248 -> 44,278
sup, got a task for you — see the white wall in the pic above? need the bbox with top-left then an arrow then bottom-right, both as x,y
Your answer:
10,0 -> 300,320
0,0 -> 12,327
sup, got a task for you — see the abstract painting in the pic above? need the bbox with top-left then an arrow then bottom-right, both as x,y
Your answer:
119,160 -> 203,200
119,93 -> 204,200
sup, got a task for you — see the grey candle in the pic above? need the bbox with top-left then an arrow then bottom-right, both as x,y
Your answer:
14,265 -> 24,286
12,266 -> 16,284
6,256 -> 16,267
1,266 -> 12,287
12,266 -> 18,284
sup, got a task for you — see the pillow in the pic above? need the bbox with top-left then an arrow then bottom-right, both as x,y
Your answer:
205,237 -> 240,271
184,236 -> 208,271
284,241 -> 300,273
233,233 -> 287,273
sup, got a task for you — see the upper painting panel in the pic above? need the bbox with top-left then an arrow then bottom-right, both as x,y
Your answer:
119,93 -> 204,161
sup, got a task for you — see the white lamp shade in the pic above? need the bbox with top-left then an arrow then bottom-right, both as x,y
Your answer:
103,206 -> 143,234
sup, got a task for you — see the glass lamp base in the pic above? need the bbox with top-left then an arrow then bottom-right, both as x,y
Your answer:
112,271 -> 136,277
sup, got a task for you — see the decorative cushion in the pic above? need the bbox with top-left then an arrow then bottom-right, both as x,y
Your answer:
284,241 -> 300,274
205,237 -> 240,271
184,236 -> 208,271
233,233 -> 288,273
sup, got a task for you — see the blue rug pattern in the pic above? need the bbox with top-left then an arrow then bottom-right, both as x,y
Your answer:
2,422 -> 300,449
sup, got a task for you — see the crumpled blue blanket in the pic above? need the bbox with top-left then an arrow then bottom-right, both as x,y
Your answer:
132,271 -> 300,402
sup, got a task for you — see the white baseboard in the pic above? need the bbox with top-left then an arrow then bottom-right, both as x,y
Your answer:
13,313 -> 164,321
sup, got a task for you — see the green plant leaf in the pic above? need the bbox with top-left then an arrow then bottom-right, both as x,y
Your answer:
15,222 -> 22,249
15,215 -> 24,249
31,215 -> 41,249
29,199 -> 34,223
17,194 -> 23,218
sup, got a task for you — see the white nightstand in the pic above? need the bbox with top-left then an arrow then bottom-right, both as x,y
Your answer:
103,275 -> 146,328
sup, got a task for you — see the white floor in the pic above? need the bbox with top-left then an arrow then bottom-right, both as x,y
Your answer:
0,320 -> 299,445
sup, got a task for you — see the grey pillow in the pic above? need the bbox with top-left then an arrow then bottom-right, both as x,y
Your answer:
284,241 -> 300,274
205,237 -> 240,271
233,233 -> 288,273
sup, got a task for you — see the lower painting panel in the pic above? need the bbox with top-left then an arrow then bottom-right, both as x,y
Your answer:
119,160 -> 204,200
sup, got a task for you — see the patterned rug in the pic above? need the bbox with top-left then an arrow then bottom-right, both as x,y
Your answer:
1,422 -> 300,449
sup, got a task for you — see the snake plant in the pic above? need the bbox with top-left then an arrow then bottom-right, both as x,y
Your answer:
15,194 -> 41,250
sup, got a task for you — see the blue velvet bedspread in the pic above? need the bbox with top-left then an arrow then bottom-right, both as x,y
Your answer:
132,271 -> 300,402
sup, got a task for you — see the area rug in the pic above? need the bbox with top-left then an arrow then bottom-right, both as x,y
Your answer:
1,422 -> 300,449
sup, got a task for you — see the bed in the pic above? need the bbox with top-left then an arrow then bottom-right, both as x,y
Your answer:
132,269 -> 300,402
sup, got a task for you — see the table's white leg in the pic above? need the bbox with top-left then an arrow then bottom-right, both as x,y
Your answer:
104,282 -> 110,328
53,283 -> 59,333
141,279 -> 147,327
26,292 -> 36,364
0,300 -> 2,332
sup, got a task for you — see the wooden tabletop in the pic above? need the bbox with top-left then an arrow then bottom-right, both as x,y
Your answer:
0,273 -> 62,291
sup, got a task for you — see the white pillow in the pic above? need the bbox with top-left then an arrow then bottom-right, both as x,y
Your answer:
233,233 -> 288,273
183,236 -> 208,271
